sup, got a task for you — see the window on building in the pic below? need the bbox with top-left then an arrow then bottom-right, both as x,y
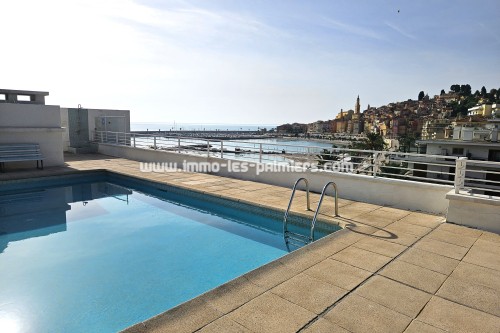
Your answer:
413,163 -> 428,178
488,150 -> 500,162
452,148 -> 464,155
0,94 -> 5,101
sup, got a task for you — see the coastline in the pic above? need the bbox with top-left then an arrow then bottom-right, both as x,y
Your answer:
277,136 -> 350,147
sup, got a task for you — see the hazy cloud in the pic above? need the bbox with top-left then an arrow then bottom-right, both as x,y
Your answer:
384,21 -> 417,40
0,0 -> 498,124
319,17 -> 385,41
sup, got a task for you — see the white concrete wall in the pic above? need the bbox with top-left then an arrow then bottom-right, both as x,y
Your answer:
60,108 -> 130,151
0,128 -> 64,167
426,142 -> 490,160
88,109 -> 130,136
0,103 -> 61,127
446,190 -> 500,233
0,103 -> 64,166
60,108 -> 70,151
98,143 -> 452,214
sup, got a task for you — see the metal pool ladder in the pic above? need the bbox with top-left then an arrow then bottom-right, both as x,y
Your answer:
283,179 -> 339,248
310,181 -> 339,241
283,178 -> 311,248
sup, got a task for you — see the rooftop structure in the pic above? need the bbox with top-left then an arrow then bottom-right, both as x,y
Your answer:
0,88 -> 64,166
0,89 -> 49,105
0,88 -> 131,165
417,123 -> 500,159
60,106 -> 130,153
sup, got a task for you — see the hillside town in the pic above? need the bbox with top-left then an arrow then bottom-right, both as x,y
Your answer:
277,85 -> 500,143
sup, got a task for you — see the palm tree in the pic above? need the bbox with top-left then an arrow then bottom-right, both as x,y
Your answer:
351,133 -> 387,151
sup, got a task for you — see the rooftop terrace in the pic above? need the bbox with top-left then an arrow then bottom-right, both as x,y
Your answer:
1,153 -> 499,333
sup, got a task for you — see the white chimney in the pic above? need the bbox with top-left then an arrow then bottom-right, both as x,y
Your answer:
492,128 -> 499,143
462,128 -> 473,141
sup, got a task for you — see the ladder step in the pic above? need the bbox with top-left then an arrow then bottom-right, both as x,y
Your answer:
283,178 -> 339,249
285,234 -> 312,248
285,237 -> 309,246
285,231 -> 310,241
286,238 -> 309,248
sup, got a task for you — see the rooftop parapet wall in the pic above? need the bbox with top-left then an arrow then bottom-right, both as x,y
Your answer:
446,190 -> 500,233
0,89 -> 64,167
0,103 -> 61,127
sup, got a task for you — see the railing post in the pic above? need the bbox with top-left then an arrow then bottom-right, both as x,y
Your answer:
115,132 -> 118,144
372,152 -> 380,177
177,138 -> 181,153
153,136 -> 157,150
259,143 -> 263,163
221,141 -> 224,159
132,134 -> 136,147
100,132 -> 103,143
454,157 -> 467,194
207,140 -> 210,158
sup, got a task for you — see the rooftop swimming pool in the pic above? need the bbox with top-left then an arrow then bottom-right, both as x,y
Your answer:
0,173 -> 340,333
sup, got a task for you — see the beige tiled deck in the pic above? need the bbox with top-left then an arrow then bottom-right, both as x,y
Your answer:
1,154 -> 499,333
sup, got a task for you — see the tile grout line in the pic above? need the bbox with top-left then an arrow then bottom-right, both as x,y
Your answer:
191,256 -> 324,333
191,236 -> 360,332
297,217 -> 444,332
399,229 -> 488,332
426,235 -> 500,317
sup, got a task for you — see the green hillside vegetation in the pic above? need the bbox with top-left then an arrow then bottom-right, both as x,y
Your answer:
447,84 -> 500,117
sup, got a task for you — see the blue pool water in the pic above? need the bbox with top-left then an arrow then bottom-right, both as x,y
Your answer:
0,174 -> 338,333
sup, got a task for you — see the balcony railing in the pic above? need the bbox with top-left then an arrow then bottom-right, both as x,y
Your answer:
92,131 -> 500,197
455,158 -> 500,196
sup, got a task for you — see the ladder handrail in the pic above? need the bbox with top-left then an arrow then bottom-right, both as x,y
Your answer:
310,181 -> 339,241
283,177 -> 311,238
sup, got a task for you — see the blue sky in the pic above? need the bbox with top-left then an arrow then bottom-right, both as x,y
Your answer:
1,0 -> 499,124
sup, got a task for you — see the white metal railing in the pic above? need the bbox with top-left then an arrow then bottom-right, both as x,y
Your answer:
92,131 -> 500,196
453,158 -> 500,197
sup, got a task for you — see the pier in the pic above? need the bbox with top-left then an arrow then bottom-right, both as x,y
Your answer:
131,130 -> 277,140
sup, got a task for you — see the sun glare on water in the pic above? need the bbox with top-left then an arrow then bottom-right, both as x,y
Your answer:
0,312 -> 23,333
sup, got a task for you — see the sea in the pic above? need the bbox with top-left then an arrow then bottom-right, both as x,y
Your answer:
129,122 -> 336,162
